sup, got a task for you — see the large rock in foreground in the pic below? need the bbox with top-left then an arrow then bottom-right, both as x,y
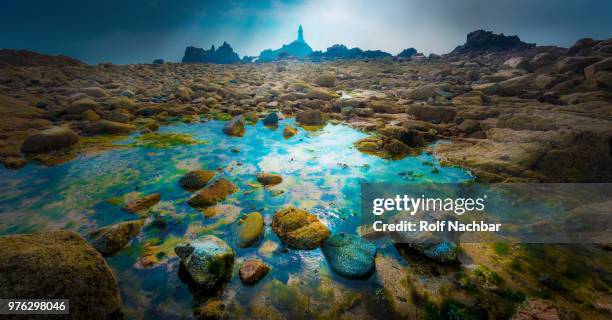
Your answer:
271,207 -> 330,249
0,231 -> 122,319
179,169 -> 216,191
235,212 -> 264,248
188,178 -> 237,208
20,126 -> 79,154
222,116 -> 245,137
175,235 -> 235,289
88,220 -> 144,256
239,258 -> 270,285
322,232 -> 377,279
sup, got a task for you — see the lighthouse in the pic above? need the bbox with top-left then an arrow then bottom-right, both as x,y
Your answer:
297,25 -> 304,43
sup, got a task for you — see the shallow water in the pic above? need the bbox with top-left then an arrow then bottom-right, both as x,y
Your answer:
0,119 -> 473,318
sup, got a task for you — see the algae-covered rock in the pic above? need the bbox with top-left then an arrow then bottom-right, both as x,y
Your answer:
355,136 -> 413,159
271,207 -> 330,249
222,115 -> 245,137
239,258 -> 270,285
132,132 -> 202,149
262,112 -> 279,126
235,212 -> 264,248
282,124 -> 297,138
188,178 -> 237,208
175,235 -> 235,289
322,232 -> 377,279
88,220 -> 144,256
123,193 -> 160,213
20,126 -> 79,154
180,169 -> 216,191
0,231 -> 122,319
83,119 -> 136,135
195,299 -> 224,320
256,172 -> 283,186
296,110 -> 327,126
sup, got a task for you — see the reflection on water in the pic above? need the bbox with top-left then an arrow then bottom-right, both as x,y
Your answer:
0,119 -> 472,318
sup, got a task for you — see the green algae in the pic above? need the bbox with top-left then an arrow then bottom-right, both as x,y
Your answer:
130,132 -> 207,149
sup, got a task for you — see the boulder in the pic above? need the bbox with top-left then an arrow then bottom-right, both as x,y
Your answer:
322,233 -> 377,279
262,112 -> 279,126
66,98 -> 98,114
0,231 -> 122,318
222,116 -> 245,137
555,56 -> 600,73
83,120 -> 136,135
82,109 -> 100,121
188,178 -> 237,208
283,124 -> 298,138
20,126 -> 79,154
235,212 -> 264,248
256,172 -> 283,186
271,207 -> 330,249
407,105 -> 456,123
80,87 -> 108,98
179,170 -> 216,191
88,220 -> 144,256
354,136 -> 413,159
108,109 -> 131,123
306,88 -> 333,100
399,84 -> 438,100
239,258 -> 270,285
123,193 -> 160,213
175,235 -> 235,289
296,110 -> 327,126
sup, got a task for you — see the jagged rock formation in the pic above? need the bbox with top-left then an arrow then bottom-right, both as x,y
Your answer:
0,49 -> 84,67
451,29 -> 535,54
182,42 -> 240,64
397,48 -> 417,58
309,44 -> 392,61
258,25 -> 313,62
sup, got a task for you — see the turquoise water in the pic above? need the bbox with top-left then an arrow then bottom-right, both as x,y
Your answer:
0,119 -> 472,318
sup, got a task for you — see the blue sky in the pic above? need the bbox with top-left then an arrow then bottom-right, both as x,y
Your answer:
1,0 -> 611,64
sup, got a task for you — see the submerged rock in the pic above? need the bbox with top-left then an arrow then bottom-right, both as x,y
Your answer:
83,119 -> 136,135
262,112 -> 279,126
235,212 -> 264,248
195,299 -> 224,320
282,124 -> 297,138
239,258 -> 270,285
222,116 -> 245,137
256,172 -> 283,186
188,178 -> 237,208
20,126 -> 79,154
175,235 -> 235,289
123,193 -> 160,213
88,220 -> 144,256
322,232 -> 377,279
0,231 -> 122,318
271,207 -> 330,249
179,170 -> 216,191
296,110 -> 327,126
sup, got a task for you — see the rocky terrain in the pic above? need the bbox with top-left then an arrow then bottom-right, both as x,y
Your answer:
0,30 -> 611,319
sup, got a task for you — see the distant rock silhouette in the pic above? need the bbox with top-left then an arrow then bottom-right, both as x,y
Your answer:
309,44 -> 392,61
153,59 -> 164,64
0,49 -> 85,67
397,48 -> 417,58
258,25 -> 313,62
451,30 -> 535,54
182,42 -> 240,64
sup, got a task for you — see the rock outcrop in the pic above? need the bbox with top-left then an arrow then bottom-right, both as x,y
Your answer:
451,29 -> 535,54
182,42 -> 241,64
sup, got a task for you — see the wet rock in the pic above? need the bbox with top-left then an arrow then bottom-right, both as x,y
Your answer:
0,231 -> 122,318
407,105 -> 456,123
66,97 -> 98,114
511,299 -> 561,320
282,124 -> 297,138
123,193 -> 161,213
355,136 -> 413,159
235,212 -> 264,248
239,258 -> 270,285
222,116 -> 245,137
271,207 -> 330,249
188,178 -> 237,208
262,112 -> 279,126
88,220 -> 144,256
256,172 -> 283,186
175,235 -> 235,289
296,110 -> 327,126
179,170 -> 216,191
20,126 -> 79,154
83,119 -> 136,135
322,233 -> 377,279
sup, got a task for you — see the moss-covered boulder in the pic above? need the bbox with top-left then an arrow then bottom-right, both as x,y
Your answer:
123,193 -> 160,213
83,119 -> 136,135
235,212 -> 264,248
188,178 -> 237,208
175,235 -> 235,289
20,126 -> 79,154
354,136 -> 413,159
0,231 -> 122,319
271,207 -> 330,249
256,172 -> 283,186
239,258 -> 270,285
282,124 -> 298,138
179,170 -> 216,191
222,116 -> 245,137
88,220 -> 144,256
322,233 -> 377,279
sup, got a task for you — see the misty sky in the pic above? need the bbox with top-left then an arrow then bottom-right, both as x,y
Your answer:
1,0 -> 611,64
